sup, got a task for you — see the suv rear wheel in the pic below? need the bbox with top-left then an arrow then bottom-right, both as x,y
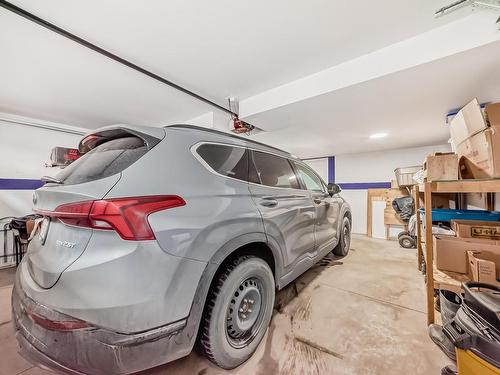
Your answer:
200,256 -> 275,369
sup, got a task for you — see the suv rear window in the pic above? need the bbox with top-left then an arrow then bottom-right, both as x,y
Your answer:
196,144 -> 248,182
55,137 -> 148,185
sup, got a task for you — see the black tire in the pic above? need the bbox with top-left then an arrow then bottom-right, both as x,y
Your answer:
399,234 -> 416,249
333,216 -> 351,256
199,256 -> 275,369
398,230 -> 409,239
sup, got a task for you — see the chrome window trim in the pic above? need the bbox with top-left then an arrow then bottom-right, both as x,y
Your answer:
190,141 -> 309,192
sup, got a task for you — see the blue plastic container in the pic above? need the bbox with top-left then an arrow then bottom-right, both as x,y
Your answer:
418,208 -> 500,223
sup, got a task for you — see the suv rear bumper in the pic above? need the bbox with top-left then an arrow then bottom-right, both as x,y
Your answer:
12,272 -> 191,375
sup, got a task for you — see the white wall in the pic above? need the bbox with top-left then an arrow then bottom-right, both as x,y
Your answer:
337,143 -> 451,234
186,110 -> 233,132
0,114 -> 83,217
304,158 -> 329,182
0,112 -> 456,237
304,145 -> 454,234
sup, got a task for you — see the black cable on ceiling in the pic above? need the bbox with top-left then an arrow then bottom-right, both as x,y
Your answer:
0,0 -> 238,118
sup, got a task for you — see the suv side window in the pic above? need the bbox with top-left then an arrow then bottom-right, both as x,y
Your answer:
196,144 -> 248,182
250,150 -> 300,189
294,163 -> 326,193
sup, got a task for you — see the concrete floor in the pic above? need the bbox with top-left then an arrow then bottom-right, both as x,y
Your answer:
0,235 -> 450,375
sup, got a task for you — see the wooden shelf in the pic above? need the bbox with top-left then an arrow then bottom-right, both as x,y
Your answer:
414,179 -> 500,325
419,178 -> 500,193
433,266 -> 469,295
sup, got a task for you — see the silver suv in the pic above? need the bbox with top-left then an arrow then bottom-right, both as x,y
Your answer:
12,124 -> 351,374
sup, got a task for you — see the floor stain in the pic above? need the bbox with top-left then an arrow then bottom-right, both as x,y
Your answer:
280,334 -> 328,375
294,335 -> 344,360
295,296 -> 312,322
256,319 -> 279,375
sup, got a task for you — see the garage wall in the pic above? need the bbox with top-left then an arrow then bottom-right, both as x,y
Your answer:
0,114 -> 83,218
0,111 -> 452,236
304,143 -> 452,234
303,158 -> 330,182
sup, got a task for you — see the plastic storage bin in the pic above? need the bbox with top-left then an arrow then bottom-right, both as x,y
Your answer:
418,208 -> 500,223
394,166 -> 422,187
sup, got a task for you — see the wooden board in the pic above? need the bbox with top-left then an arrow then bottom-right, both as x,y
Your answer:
414,185 -> 423,271
367,188 -> 410,237
383,188 -> 409,226
424,182 -> 435,325
433,265 -> 469,295
421,178 -> 500,193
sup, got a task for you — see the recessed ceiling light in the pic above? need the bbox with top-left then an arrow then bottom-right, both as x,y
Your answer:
369,133 -> 388,139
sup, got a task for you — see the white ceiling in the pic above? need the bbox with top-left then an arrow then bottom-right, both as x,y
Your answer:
0,0 -> 493,157
249,41 -> 500,157
7,0 -> 470,101
0,7 -> 212,128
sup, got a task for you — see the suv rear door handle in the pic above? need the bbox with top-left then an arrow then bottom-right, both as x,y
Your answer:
313,198 -> 322,204
260,197 -> 278,207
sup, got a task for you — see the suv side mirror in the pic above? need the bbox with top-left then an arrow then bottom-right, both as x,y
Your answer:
327,183 -> 341,196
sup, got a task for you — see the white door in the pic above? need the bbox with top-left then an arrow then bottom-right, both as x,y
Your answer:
372,200 -> 386,239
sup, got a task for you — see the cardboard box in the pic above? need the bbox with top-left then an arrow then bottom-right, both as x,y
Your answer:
450,98 -> 488,147
457,128 -> 500,179
418,194 -> 452,209
464,192 -> 492,210
452,220 -> 500,240
423,153 -> 459,181
450,100 -> 500,178
433,235 -> 500,273
467,250 -> 500,285
485,102 -> 500,129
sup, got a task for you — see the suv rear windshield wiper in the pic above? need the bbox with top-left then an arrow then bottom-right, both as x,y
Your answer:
41,176 -> 64,184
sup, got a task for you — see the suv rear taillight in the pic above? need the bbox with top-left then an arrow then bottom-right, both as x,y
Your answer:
37,196 -> 185,240
26,309 -> 93,331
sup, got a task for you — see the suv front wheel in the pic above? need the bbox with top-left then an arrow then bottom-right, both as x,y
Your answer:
333,216 -> 351,257
199,256 -> 275,369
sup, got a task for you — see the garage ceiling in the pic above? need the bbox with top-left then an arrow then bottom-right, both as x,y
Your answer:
0,0 -> 496,157
248,41 -> 500,157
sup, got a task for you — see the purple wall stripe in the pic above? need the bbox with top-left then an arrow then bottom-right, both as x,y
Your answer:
0,178 -> 44,190
327,156 -> 335,184
0,177 -> 391,191
338,182 -> 391,190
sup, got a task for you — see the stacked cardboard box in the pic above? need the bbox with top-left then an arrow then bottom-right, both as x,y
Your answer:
423,152 -> 459,181
433,219 -> 500,285
467,251 -> 500,286
449,99 -> 500,179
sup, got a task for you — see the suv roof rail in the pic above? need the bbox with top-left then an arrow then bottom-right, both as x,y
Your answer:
165,124 -> 289,155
